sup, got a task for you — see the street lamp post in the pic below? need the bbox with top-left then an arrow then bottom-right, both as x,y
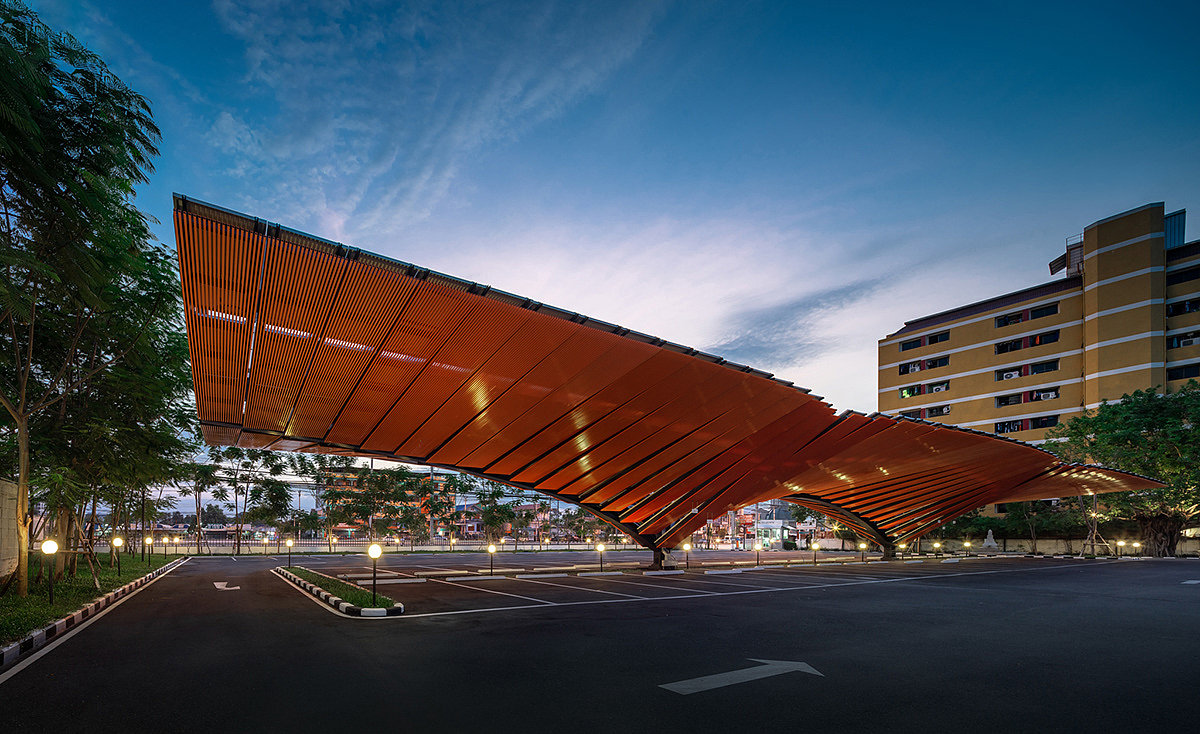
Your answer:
897,542 -> 907,559
683,542 -> 691,569
41,539 -> 59,605
963,541 -> 972,558
487,544 -> 497,576
1133,541 -> 1141,557
112,537 -> 123,577
1117,540 -> 1125,558
753,541 -> 762,566
811,541 -> 820,565
144,535 -> 153,564
331,536 -> 338,553
858,542 -> 867,562
368,543 -> 382,606
597,542 -> 605,572
263,537 -> 269,555
173,536 -> 180,557
286,538 -> 294,567
933,542 -> 942,557
449,537 -> 457,553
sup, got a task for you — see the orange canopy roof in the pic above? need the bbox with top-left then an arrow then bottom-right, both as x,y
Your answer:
174,195 -> 1160,549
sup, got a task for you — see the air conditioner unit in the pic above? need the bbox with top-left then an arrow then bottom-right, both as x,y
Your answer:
1038,391 -> 1057,400
1181,338 -> 1196,347
931,384 -> 947,392
1002,371 -> 1021,380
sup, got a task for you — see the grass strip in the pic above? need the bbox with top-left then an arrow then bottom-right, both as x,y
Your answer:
1,552 -> 179,645
288,567 -> 396,609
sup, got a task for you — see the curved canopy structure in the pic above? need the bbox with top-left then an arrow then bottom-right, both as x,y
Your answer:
174,195 -> 1161,552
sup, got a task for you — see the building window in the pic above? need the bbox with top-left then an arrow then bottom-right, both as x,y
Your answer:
900,338 -> 923,351
900,409 -> 923,419
1029,387 -> 1060,401
1166,266 -> 1200,287
924,355 -> 949,369
899,385 -> 922,399
995,338 -> 1024,354
995,394 -> 1023,407
1029,330 -> 1059,347
898,360 -> 923,375
995,420 -> 1025,434
1167,332 -> 1200,349
927,331 -> 949,345
995,366 -> 1024,381
995,312 -> 1023,328
1030,359 -> 1059,375
1167,363 -> 1200,381
1029,415 -> 1059,429
1030,303 -> 1059,320
927,380 -> 950,394
926,405 -> 950,418
1167,298 -> 1200,317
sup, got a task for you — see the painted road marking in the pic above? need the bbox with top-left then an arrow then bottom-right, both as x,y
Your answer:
213,581 -> 240,591
660,659 -> 823,695
1182,580 -> 1200,584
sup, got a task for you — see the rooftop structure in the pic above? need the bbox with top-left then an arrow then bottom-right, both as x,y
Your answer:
175,195 -> 1160,561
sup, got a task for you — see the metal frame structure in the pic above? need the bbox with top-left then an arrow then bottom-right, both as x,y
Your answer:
174,195 -> 1161,561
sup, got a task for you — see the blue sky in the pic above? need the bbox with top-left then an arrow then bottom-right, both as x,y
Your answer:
32,0 -> 1200,413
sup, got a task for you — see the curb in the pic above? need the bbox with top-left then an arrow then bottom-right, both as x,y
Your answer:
1,556 -> 189,674
274,567 -> 403,617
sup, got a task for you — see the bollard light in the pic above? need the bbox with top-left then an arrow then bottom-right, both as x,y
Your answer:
963,540 -> 972,557
933,541 -> 942,557
811,541 -> 820,564
596,542 -> 606,572
449,537 -> 457,552
858,541 -> 867,562
264,537 -> 269,554
488,543 -> 497,575
753,541 -> 762,566
1117,540 -> 1125,558
112,536 -> 124,577
367,543 -> 383,605
286,538 -> 294,567
41,539 -> 59,604
683,542 -> 691,569
898,542 -> 907,559
1132,541 -> 1141,557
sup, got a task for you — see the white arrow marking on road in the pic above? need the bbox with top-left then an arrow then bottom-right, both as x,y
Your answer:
660,659 -> 823,695
213,581 -> 241,591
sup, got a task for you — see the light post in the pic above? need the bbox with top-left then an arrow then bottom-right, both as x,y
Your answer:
963,541 -> 972,558
367,543 -> 382,606
112,537 -> 123,577
597,542 -> 605,572
811,541 -> 820,565
41,539 -> 59,605
933,542 -> 942,558
263,537 -> 269,555
145,535 -> 153,564
683,542 -> 691,569
1133,541 -> 1141,557
858,542 -> 867,562
449,537 -> 457,553
487,544 -> 497,576
753,541 -> 762,566
286,538 -> 294,567
331,536 -> 338,553
1117,540 -> 1125,558
897,542 -> 907,560
173,536 -> 180,557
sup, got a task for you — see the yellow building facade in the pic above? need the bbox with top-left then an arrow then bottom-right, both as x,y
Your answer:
879,202 -> 1199,444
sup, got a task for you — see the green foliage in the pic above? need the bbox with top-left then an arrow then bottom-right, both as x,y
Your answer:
1047,382 -> 1200,555
321,465 -> 418,539
472,480 -> 517,542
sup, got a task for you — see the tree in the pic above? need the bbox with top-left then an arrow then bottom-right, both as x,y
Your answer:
1,2 -> 165,595
1047,382 -> 1200,556
200,503 -> 228,525
207,448 -> 286,554
473,480 -> 517,543
322,465 -> 416,541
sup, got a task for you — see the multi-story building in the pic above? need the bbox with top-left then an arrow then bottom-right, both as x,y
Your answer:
878,202 -> 1198,444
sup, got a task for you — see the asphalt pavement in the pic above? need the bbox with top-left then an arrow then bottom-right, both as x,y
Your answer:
2,553 -> 1197,732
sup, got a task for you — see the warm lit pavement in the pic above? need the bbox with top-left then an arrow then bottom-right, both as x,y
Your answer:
3,554 -> 1197,731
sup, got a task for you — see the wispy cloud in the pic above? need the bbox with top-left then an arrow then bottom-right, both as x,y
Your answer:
207,0 -> 665,239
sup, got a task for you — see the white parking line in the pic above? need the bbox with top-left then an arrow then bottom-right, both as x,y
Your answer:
432,578 -> 553,605
515,577 -> 646,599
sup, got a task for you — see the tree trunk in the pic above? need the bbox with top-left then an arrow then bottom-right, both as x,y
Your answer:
1137,515 -> 1184,557
880,541 -> 896,560
15,416 -> 31,596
